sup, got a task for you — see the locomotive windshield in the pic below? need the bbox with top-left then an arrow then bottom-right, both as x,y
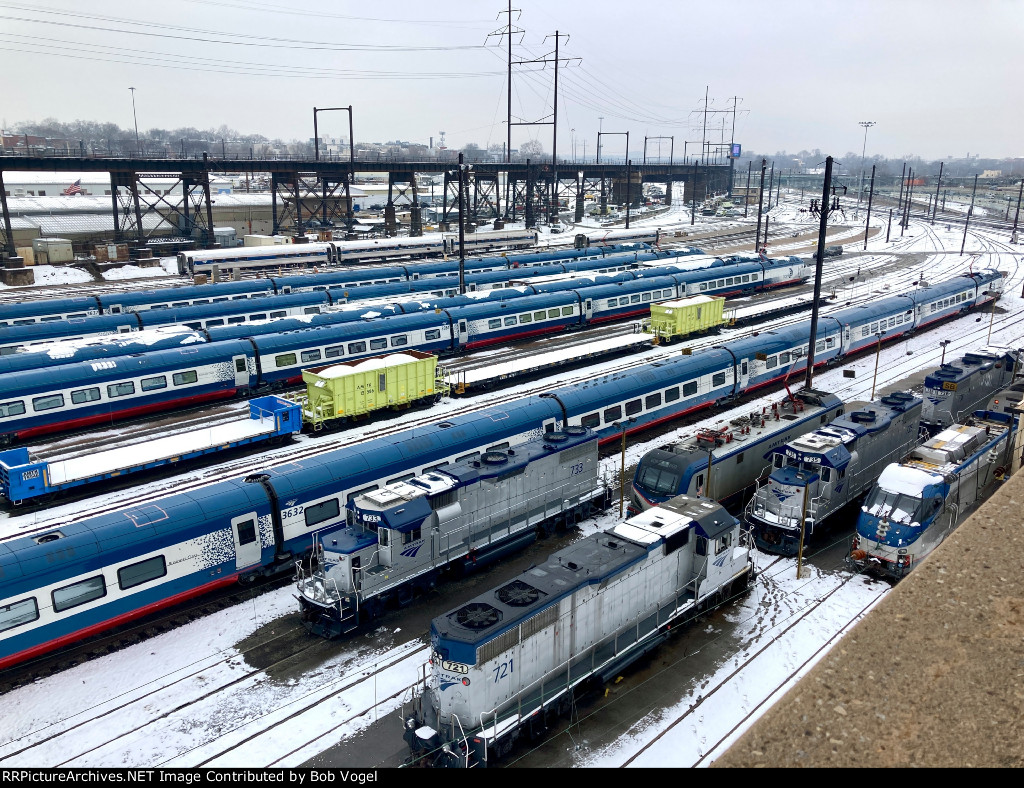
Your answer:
863,487 -> 925,525
636,456 -> 682,496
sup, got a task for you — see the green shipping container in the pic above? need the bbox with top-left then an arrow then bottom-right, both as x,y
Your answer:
301,350 -> 448,428
646,295 -> 726,342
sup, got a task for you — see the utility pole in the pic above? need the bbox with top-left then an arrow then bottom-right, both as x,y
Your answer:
488,3 -> 522,217
767,161 -> 775,211
896,162 -> 906,221
754,159 -> 767,252
961,173 -> 978,256
886,208 -> 893,243
507,30 -> 579,226
931,162 -> 944,224
863,164 -> 876,250
458,153 -> 467,295
625,159 -> 632,229
129,87 -> 140,155
804,155 -> 834,390
744,160 -> 751,218
1011,178 -> 1023,243
691,161 -> 697,225
901,168 -> 913,236
855,121 -> 875,219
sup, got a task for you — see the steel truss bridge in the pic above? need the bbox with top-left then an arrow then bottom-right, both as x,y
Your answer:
0,155 -> 733,259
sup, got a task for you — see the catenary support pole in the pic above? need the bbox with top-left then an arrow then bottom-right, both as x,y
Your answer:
863,165 -> 876,250
804,155 -> 833,389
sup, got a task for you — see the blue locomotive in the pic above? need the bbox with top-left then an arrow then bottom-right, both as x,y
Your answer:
849,410 -> 1014,579
0,269 -> 1003,670
920,347 -> 1020,432
746,391 -> 924,556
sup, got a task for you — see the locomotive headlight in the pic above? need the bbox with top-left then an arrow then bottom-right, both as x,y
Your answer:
462,677 -> 471,686
897,548 -> 908,555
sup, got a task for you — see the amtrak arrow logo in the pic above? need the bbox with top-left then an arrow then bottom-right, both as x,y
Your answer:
772,488 -> 791,502
400,542 -> 424,558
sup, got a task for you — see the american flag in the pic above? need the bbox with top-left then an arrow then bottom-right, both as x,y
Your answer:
62,179 -> 83,196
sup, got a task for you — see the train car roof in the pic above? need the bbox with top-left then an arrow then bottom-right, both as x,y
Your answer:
260,397 -> 564,500
271,266 -> 410,288
247,311 -> 448,353
566,275 -> 679,300
184,242 -> 333,260
96,280 -> 273,308
0,296 -> 100,320
0,328 -> 207,373
550,347 -> 737,413
0,339 -> 254,396
139,291 -> 329,324
828,297 -> 917,325
439,290 -> 576,319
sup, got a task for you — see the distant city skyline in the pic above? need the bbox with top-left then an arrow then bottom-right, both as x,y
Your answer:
2,0 -> 1021,162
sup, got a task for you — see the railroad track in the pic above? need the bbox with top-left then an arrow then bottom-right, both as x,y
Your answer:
3,240 -> 994,539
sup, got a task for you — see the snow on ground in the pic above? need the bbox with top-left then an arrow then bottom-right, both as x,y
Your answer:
102,263 -> 176,281
1,193 -> 1022,768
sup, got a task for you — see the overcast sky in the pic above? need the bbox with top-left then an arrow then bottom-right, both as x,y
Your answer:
3,0 -> 1021,161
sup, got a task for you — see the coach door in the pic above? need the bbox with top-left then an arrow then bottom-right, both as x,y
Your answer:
231,512 -> 262,570
738,359 -> 749,389
458,319 -> 469,346
584,298 -> 593,320
232,354 -> 249,387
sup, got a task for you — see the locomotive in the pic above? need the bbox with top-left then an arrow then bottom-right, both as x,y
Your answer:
295,427 -> 608,637
849,410 -> 1015,579
402,493 -> 754,767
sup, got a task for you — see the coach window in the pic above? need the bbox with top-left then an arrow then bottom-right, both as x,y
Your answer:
699,283 -> 708,292
487,319 -> 501,330
250,313 -> 267,322
0,400 -> 26,418
32,394 -> 65,412
780,352 -> 791,364
210,298 -> 227,304
581,413 -> 600,429
683,381 -> 698,396
425,329 -> 441,341
534,311 -> 546,322
815,340 -> 825,353
751,273 -> 759,281
629,295 -> 641,305
665,386 -> 680,402
370,338 -> 388,351
275,353 -> 297,368
646,393 -> 662,409
346,342 -> 366,354
548,309 -> 560,318
603,405 -> 622,423
206,319 -> 224,328
232,295 -> 248,300
765,356 -> 778,370
826,338 -> 836,349
717,280 -> 725,289
305,498 -> 341,527
562,306 -> 574,316
391,335 -> 409,347
0,597 -> 38,633
52,575 -> 106,613
624,399 -> 642,417
888,317 -> 896,328
712,372 -> 726,387
183,321 -> 203,330
387,473 -> 416,486
861,326 -> 870,337
227,316 -> 246,325
519,313 -> 532,323
726,278 -> 734,286
641,292 -> 652,302
606,298 -> 618,308
303,307 -> 321,315
172,301 -> 189,308
141,375 -> 167,392
270,311 -> 287,319
301,350 -> 322,363
40,316 -> 61,323
455,452 -> 479,463
346,485 -> 379,504
504,316 -> 517,327
742,275 -> 750,283
118,556 -> 167,591
173,370 -> 198,386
